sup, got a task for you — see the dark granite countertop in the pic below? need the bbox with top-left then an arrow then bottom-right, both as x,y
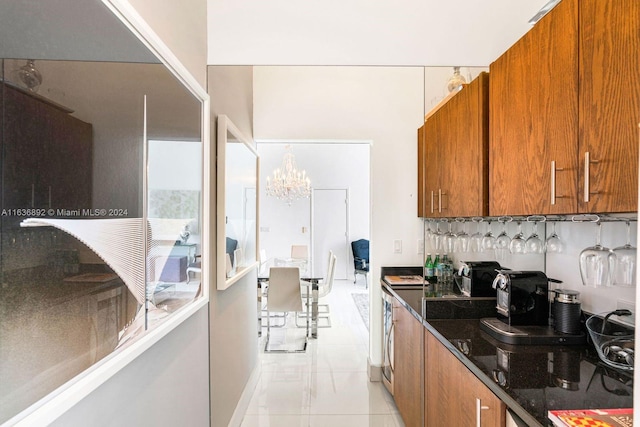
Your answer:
381,272 -> 633,427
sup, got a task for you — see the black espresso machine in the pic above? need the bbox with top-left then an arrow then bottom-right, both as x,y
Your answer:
480,270 -> 585,345
457,261 -> 502,297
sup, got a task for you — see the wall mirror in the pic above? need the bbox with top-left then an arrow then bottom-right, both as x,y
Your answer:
217,115 -> 259,290
0,1 -> 206,423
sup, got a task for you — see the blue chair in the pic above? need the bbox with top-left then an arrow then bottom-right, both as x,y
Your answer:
226,237 -> 238,265
351,239 -> 369,288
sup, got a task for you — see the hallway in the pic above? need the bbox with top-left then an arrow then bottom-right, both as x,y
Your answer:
241,279 -> 404,426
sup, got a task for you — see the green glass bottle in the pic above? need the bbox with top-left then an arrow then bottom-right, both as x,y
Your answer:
433,253 -> 441,283
424,253 -> 434,282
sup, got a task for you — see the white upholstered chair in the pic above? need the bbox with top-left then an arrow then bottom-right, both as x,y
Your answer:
290,244 -> 309,274
297,251 -> 336,328
290,244 -> 309,260
264,267 -> 307,352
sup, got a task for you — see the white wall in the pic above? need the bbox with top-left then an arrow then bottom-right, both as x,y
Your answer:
253,65 -> 424,369
208,65 -> 259,427
207,0 -> 548,66
129,0 -> 208,85
51,307 -> 210,427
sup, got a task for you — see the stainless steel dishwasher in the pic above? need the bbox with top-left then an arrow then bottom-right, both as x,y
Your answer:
382,287 -> 395,395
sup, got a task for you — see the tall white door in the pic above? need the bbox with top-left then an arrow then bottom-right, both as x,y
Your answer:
311,189 -> 349,280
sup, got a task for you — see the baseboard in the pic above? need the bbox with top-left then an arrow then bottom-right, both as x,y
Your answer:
367,357 -> 382,382
227,362 -> 261,427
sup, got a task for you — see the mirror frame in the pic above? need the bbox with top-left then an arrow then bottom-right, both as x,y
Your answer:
217,114 -> 259,290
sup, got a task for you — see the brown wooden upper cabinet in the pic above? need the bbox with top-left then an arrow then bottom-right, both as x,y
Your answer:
490,0 -> 639,216
420,72 -> 490,218
417,124 -> 426,217
579,0 -> 640,213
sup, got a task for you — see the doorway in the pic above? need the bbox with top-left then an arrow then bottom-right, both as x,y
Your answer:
258,142 -> 370,279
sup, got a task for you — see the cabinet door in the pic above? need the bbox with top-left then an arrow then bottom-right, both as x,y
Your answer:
440,73 -> 489,218
426,329 -> 505,427
425,330 -> 458,426
458,365 -> 506,427
578,0 -> 640,213
3,85 -> 42,211
489,0 -> 578,216
47,106 -> 93,212
394,301 -> 422,426
423,116 -> 440,218
418,125 -> 426,217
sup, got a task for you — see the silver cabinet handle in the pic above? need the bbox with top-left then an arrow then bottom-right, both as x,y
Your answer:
476,398 -> 490,427
430,190 -> 434,214
31,184 -> 35,208
48,186 -> 52,209
550,161 -> 565,205
584,151 -> 601,202
438,189 -> 447,213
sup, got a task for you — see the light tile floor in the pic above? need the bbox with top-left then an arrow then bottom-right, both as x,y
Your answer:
241,279 -> 405,427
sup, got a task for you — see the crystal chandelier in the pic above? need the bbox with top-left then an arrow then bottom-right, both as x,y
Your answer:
266,146 -> 311,206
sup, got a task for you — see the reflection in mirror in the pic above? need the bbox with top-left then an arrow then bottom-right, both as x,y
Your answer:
146,139 -> 203,316
0,8 -> 203,423
217,115 -> 259,290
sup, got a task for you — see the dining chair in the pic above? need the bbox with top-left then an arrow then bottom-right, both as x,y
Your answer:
290,244 -> 310,275
351,239 -> 369,288
264,267 -> 307,352
186,255 -> 201,284
297,251 -> 336,328
291,244 -> 309,260
257,249 -> 285,332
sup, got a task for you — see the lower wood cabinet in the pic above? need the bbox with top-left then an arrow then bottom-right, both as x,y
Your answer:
393,300 -> 423,426
425,329 -> 505,427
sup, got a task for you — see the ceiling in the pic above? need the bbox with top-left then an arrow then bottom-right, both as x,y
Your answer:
207,0 -> 552,67
0,0 -> 159,63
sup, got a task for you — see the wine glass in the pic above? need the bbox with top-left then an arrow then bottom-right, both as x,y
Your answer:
579,221 -> 611,287
431,221 -> 444,251
509,222 -> 526,254
455,219 -> 470,253
443,221 -> 456,254
425,220 -> 433,243
525,219 -> 544,254
609,221 -> 637,287
481,221 -> 496,252
470,218 -> 484,253
545,222 -> 563,253
494,217 -> 512,260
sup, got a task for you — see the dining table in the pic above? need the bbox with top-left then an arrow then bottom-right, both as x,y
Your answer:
258,257 -> 323,339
